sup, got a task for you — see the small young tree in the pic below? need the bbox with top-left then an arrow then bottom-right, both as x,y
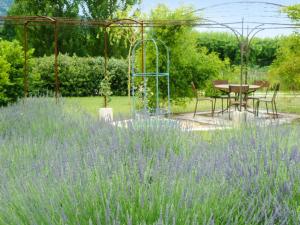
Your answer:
146,5 -> 228,104
106,7 -> 142,101
99,75 -> 112,108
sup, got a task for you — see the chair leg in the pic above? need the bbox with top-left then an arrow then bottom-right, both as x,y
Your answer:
194,99 -> 198,118
265,102 -> 269,114
221,98 -> 224,114
274,101 -> 278,118
256,101 -> 260,117
253,99 -> 255,112
211,101 -> 214,117
226,97 -> 229,108
213,98 -> 217,114
229,105 -> 231,120
271,102 -> 275,119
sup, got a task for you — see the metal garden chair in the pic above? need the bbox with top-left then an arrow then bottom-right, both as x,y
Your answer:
228,85 -> 249,120
255,83 -> 280,118
212,80 -> 230,114
191,82 -> 214,117
248,80 -> 270,112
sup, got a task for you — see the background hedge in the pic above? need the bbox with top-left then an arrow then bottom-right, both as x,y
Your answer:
30,54 -> 128,97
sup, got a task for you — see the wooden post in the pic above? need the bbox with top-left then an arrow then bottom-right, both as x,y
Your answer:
104,26 -> 108,107
23,21 -> 29,98
54,21 -> 59,102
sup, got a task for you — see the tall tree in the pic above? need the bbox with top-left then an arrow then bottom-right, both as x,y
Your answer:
80,0 -> 140,57
268,4 -> 300,91
3,0 -> 140,57
144,5 -> 227,104
4,0 -> 84,56
283,4 -> 300,21
81,0 -> 140,19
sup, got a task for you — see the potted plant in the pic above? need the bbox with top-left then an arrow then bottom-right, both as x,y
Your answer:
99,75 -> 113,121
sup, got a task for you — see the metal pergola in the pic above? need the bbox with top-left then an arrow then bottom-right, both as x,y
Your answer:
0,1 -> 299,108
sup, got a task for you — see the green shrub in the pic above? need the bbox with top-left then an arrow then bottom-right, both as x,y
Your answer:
109,57 -> 128,96
30,54 -> 128,97
0,56 -> 11,105
269,34 -> 300,91
142,5 -> 228,106
0,39 -> 28,106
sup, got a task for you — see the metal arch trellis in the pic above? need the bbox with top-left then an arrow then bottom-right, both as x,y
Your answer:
182,1 -> 300,110
0,1 -> 299,108
0,16 -> 146,102
131,38 -> 170,116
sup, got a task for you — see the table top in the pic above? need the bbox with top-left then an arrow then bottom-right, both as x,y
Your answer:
214,84 -> 261,92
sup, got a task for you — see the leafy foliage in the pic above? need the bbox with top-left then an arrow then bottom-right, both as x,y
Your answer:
143,5 -> 227,105
0,39 -> 31,106
0,56 -> 11,105
30,54 -> 128,97
197,32 -> 279,67
269,34 -> 300,91
99,75 -> 112,107
4,0 -> 85,56
3,0 -> 139,57
283,4 -> 300,21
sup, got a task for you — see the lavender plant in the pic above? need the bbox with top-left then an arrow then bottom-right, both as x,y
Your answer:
0,98 -> 299,224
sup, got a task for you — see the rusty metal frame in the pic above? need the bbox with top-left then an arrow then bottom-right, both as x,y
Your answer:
0,16 -> 148,101
13,16 -> 59,100
0,15 -> 299,103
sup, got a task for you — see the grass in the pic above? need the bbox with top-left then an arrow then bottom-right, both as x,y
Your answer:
64,93 -> 300,118
0,98 -> 299,224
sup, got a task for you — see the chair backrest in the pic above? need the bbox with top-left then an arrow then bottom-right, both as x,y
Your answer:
253,80 -> 264,86
272,83 -> 280,101
254,80 -> 270,97
229,85 -> 249,94
213,80 -> 228,85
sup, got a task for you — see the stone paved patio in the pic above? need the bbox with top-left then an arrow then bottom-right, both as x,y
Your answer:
112,109 -> 300,132
172,110 -> 300,131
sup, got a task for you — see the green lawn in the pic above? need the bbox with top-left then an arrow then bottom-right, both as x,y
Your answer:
64,93 -> 300,118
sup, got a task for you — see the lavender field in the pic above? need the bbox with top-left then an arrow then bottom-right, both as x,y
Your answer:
0,98 -> 299,224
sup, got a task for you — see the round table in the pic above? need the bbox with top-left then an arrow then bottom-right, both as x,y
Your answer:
214,84 -> 261,93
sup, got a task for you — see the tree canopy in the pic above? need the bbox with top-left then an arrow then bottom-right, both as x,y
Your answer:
268,4 -> 300,91
142,5 -> 227,103
283,4 -> 300,21
2,0 -> 140,57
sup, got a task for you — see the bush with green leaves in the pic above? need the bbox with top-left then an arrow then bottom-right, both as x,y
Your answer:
30,54 -> 128,97
0,39 -> 29,106
99,75 -> 112,107
142,5 -> 228,105
269,34 -> 300,91
0,57 -> 11,105
283,4 -> 300,21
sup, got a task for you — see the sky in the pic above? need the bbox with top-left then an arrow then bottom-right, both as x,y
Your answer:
139,0 -> 300,37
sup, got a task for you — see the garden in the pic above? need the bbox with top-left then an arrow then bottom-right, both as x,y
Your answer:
0,1 -> 300,224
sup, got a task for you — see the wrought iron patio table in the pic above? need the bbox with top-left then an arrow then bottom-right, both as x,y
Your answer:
214,84 -> 261,93
214,84 -> 261,113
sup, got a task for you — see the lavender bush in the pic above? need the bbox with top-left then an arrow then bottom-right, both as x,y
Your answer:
0,98 -> 299,224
